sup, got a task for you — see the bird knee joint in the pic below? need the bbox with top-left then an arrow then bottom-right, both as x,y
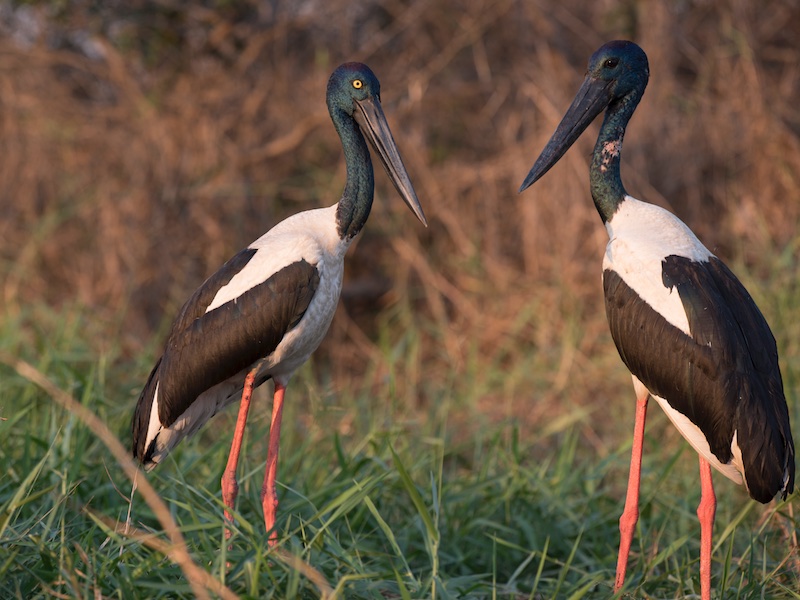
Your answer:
221,474 -> 239,493
696,500 -> 715,522
619,509 -> 639,533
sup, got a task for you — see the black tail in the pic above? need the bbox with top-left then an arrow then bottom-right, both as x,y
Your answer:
736,372 -> 795,503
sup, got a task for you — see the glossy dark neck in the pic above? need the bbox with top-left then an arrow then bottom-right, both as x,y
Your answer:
332,108 -> 374,240
589,92 -> 640,223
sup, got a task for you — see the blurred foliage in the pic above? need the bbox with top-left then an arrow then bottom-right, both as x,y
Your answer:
1,0 -> 799,418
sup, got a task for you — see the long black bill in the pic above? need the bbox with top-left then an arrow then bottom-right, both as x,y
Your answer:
354,96 -> 428,226
518,75 -> 616,193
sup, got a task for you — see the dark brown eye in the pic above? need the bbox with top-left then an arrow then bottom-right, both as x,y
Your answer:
604,58 -> 619,69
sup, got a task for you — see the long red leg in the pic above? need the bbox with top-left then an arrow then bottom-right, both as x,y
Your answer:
697,457 -> 716,600
262,381 -> 286,547
221,367 -> 259,540
615,379 -> 650,593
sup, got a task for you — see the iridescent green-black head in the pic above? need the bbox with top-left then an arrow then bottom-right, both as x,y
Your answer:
519,41 -> 649,194
585,40 -> 649,106
327,62 -> 382,116
326,62 -> 426,233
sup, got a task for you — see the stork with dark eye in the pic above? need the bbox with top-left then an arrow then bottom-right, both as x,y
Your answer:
520,40 -> 794,599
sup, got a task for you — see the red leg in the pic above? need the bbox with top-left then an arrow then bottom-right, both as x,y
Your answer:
697,457 -> 716,600
262,381 -> 286,547
221,367 -> 259,540
615,379 -> 649,593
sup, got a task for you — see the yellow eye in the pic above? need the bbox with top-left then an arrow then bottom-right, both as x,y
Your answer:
352,79 -> 363,89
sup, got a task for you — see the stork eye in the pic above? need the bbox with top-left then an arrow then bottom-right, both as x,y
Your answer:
352,79 -> 363,89
604,58 -> 619,69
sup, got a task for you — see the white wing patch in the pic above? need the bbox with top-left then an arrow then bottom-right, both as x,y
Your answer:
206,205 -> 346,314
604,196 -> 713,335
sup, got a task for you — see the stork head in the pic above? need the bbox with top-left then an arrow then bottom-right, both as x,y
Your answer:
327,62 -> 427,228
519,41 -> 649,193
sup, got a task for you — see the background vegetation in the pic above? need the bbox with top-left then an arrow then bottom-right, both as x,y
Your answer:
1,0 -> 798,597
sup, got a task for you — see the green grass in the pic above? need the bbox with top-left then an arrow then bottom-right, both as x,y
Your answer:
0,296 -> 798,599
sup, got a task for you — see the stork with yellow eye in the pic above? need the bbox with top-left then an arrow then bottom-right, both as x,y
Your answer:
132,62 -> 426,546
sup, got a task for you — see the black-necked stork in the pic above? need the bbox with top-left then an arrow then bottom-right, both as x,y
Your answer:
519,41 -> 794,598
131,62 -> 427,546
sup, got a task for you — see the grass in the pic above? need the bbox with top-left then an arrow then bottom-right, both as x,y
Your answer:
1,296 -> 797,599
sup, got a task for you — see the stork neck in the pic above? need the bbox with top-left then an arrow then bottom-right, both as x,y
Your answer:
333,109 -> 374,240
589,94 -> 638,223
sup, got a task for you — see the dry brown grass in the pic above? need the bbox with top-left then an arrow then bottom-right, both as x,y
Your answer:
1,0 -> 799,425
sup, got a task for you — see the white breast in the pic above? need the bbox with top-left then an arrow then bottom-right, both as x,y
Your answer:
264,250 -> 345,383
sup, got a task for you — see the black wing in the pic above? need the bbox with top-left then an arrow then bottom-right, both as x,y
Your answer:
132,252 -> 320,460
159,257 -> 320,424
604,256 -> 793,502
